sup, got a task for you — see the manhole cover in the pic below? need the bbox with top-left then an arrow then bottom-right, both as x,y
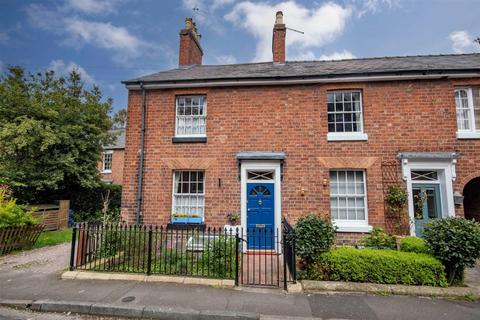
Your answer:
121,296 -> 135,303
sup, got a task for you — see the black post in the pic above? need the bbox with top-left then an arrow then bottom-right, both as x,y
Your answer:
147,225 -> 153,275
292,235 -> 296,283
283,230 -> 287,291
69,225 -> 77,271
235,228 -> 239,286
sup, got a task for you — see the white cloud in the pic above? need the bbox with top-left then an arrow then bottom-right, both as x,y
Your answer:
0,32 -> 9,45
65,0 -> 122,14
49,60 -> 96,85
290,50 -> 356,61
356,0 -> 398,17
215,54 -> 237,64
225,1 -> 352,62
449,30 -> 477,54
26,4 -> 155,64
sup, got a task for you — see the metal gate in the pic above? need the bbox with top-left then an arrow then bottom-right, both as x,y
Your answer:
236,219 -> 296,289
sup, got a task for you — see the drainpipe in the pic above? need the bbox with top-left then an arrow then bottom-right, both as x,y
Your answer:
135,82 -> 146,225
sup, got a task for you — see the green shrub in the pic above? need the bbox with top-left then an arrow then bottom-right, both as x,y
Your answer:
423,218 -> 480,285
361,227 -> 397,250
71,183 -> 122,223
295,214 -> 336,264
400,237 -> 429,254
307,247 -> 447,287
0,190 -> 38,228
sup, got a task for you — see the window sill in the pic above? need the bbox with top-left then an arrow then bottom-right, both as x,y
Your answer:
327,132 -> 368,141
457,131 -> 480,139
101,170 -> 112,174
333,223 -> 373,233
172,136 -> 207,143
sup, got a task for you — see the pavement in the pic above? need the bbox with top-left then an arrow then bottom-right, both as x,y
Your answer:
0,243 -> 479,320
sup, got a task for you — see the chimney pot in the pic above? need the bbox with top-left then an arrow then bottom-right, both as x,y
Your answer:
179,17 -> 203,67
272,11 -> 286,64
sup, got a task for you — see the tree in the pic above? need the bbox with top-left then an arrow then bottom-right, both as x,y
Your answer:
112,108 -> 127,129
0,66 -> 114,202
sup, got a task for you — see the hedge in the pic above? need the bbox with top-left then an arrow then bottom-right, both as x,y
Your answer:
400,237 -> 429,254
307,247 -> 447,287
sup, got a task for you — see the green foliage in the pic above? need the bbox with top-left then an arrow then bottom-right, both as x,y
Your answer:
423,218 -> 480,285
295,214 -> 336,264
305,247 -> 447,287
0,189 -> 38,228
361,227 -> 397,250
112,108 -> 127,129
385,185 -> 408,209
70,183 -> 122,223
0,66 -> 113,202
32,228 -> 71,249
400,237 -> 429,254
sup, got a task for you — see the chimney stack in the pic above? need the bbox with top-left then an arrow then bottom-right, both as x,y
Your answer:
179,17 -> 203,67
272,11 -> 286,64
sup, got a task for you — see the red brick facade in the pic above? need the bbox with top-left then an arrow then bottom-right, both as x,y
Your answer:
121,78 -> 480,238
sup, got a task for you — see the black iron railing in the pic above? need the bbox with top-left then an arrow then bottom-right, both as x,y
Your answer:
282,218 -> 296,289
70,223 -> 239,280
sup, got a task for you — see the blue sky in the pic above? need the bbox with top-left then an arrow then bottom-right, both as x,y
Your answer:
1,0 -> 479,112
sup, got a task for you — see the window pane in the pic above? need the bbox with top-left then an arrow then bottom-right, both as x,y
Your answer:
473,88 -> 480,130
175,96 -> 206,136
327,91 -> 362,133
330,170 -> 367,222
173,171 -> 205,218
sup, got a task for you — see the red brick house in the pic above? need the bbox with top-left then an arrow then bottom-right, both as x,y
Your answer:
121,13 -> 480,243
98,128 -> 125,185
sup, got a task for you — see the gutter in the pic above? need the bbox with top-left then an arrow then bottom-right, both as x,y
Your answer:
123,72 -> 480,90
135,82 -> 146,225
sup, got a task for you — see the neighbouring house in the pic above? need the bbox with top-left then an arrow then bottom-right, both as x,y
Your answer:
98,128 -> 125,185
120,12 -> 480,243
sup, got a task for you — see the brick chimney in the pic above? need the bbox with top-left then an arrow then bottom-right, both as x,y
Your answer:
272,11 -> 286,64
179,17 -> 203,67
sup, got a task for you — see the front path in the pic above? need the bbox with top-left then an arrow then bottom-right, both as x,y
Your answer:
0,244 -> 479,320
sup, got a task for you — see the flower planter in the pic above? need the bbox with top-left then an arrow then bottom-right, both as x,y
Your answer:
172,216 -> 203,224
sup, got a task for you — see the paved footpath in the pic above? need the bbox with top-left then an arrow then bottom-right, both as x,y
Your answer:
0,243 -> 479,320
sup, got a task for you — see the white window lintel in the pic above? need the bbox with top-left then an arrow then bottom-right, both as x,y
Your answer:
327,132 -> 368,141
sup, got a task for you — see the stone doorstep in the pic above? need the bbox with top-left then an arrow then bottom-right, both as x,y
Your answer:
61,270 -> 235,288
301,280 -> 480,298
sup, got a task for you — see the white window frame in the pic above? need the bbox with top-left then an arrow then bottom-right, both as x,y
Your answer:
326,90 -> 368,141
329,169 -> 372,233
102,150 -> 113,173
171,171 -> 205,221
175,95 -> 207,138
455,87 -> 480,139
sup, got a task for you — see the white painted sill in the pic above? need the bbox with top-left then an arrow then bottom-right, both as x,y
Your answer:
102,170 -> 112,174
457,131 -> 480,139
333,223 -> 373,233
327,132 -> 368,141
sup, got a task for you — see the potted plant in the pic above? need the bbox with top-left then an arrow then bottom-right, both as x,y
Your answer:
172,213 -> 202,224
227,212 -> 239,225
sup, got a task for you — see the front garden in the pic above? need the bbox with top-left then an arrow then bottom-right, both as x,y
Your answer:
295,214 -> 480,288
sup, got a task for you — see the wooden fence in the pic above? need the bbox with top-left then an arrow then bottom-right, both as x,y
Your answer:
0,224 -> 45,255
30,200 -> 69,231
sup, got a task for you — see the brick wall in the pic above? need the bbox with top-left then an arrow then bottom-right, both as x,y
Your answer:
98,149 -> 125,185
121,78 -> 480,241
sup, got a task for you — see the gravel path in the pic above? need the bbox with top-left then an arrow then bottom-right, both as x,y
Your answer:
0,243 -> 70,275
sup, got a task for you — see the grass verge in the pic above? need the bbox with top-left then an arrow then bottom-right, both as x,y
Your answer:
32,228 -> 72,249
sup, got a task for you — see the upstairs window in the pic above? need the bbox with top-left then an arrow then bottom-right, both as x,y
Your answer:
327,91 -> 367,141
455,88 -> 480,138
175,96 -> 206,137
102,151 -> 112,173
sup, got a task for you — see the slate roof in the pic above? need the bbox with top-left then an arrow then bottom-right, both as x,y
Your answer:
104,128 -> 125,150
123,53 -> 480,84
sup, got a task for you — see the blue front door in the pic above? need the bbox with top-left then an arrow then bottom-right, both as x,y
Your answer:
413,184 -> 442,237
247,183 -> 275,250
